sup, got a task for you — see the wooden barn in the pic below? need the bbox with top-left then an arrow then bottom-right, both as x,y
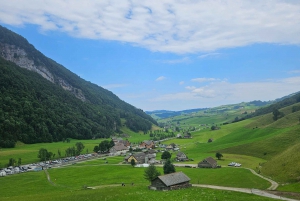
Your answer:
198,157 -> 217,168
148,172 -> 191,191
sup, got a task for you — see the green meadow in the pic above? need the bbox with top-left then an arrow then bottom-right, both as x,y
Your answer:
0,139 -> 103,168
0,164 -> 273,201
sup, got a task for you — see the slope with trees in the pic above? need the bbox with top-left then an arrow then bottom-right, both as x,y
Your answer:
0,26 -> 157,148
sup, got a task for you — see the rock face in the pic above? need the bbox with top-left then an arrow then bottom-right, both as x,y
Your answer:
0,43 -> 86,102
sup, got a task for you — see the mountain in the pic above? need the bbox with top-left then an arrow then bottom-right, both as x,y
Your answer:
146,108 -> 208,119
0,25 -> 157,148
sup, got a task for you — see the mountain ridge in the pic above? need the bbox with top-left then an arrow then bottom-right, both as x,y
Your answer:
0,25 -> 157,148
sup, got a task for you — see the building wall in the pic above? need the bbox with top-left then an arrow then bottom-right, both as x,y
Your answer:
198,161 -> 212,168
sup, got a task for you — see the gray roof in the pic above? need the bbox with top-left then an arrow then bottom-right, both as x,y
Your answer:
203,157 -> 217,165
157,172 -> 190,186
143,140 -> 153,145
176,152 -> 185,157
112,144 -> 127,151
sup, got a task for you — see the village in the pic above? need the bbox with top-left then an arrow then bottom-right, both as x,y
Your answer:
0,135 -> 231,179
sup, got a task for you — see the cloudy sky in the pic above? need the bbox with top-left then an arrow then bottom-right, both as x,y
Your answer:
1,0 -> 300,111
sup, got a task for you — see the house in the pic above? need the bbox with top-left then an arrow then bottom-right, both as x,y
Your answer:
115,140 -> 131,147
125,152 -> 146,164
165,145 -> 173,151
146,149 -> 157,155
148,171 -> 191,191
176,133 -> 182,138
109,144 -> 128,155
124,152 -> 157,164
198,157 -> 217,168
176,152 -> 188,161
139,140 -> 155,149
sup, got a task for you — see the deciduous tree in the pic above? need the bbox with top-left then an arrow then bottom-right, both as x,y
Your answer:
144,164 -> 161,182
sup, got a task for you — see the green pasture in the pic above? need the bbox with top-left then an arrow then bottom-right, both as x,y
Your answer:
0,185 -> 276,201
0,139 -> 103,168
0,164 -> 273,201
277,183 -> 300,193
74,155 -> 124,166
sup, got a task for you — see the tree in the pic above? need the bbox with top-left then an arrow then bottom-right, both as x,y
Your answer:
163,159 -> 176,174
93,145 -> 99,153
144,164 -> 161,182
273,108 -> 284,121
216,152 -> 223,160
130,159 -> 136,167
17,158 -> 22,166
57,149 -> 61,158
161,151 -> 171,160
8,158 -> 16,167
75,142 -> 85,155
38,148 -> 49,161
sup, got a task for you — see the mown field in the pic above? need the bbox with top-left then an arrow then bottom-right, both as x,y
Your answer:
0,163 -> 273,201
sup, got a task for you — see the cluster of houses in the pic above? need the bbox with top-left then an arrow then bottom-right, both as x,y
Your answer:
109,137 -> 223,169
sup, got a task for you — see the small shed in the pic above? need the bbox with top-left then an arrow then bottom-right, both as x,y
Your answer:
149,172 -> 191,191
198,157 -> 217,168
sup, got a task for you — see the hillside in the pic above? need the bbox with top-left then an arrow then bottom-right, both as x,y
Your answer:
0,25 -> 157,148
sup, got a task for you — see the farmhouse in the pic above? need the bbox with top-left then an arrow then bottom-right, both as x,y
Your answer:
109,144 -> 128,155
176,152 -> 188,161
139,140 -> 155,149
124,152 -> 157,164
198,157 -> 217,168
149,172 -> 191,191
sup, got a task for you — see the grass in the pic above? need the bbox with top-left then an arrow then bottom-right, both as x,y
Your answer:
260,142 -> 300,183
0,185 -> 277,201
0,139 -> 104,168
277,183 -> 300,193
0,164 -> 272,201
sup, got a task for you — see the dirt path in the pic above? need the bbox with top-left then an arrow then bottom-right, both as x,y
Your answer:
192,184 -> 299,201
245,168 -> 279,190
173,164 -> 279,190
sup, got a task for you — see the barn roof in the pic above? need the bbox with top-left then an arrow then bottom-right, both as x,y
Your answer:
157,172 -> 190,187
204,157 -> 217,165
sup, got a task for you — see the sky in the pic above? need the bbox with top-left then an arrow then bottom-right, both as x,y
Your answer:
0,0 -> 300,111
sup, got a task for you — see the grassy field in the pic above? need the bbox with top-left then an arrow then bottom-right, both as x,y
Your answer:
0,185 -> 277,201
0,139 -> 103,168
0,164 -> 273,201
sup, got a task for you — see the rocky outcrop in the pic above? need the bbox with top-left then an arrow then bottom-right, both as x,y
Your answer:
0,43 -> 86,102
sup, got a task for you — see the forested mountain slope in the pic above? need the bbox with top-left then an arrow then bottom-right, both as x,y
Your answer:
0,26 -> 157,148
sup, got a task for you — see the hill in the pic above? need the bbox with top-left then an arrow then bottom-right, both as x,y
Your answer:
0,25 -> 157,148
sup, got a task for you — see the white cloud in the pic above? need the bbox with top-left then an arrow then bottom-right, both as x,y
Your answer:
162,57 -> 190,64
149,76 -> 300,109
179,81 -> 184,85
198,53 -> 222,59
288,70 -> 300,74
191,78 -> 219,83
1,1 -> 300,53
156,76 -> 166,81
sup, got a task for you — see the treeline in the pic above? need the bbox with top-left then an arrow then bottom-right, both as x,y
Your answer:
246,92 -> 300,119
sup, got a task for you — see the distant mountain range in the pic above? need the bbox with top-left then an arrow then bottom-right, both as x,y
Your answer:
0,25 -> 157,148
147,93 -> 300,120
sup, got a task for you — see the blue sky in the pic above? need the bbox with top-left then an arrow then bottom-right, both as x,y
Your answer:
1,1 -> 300,111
